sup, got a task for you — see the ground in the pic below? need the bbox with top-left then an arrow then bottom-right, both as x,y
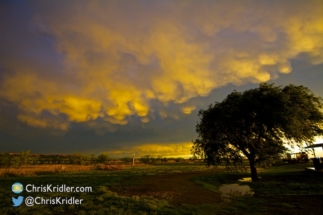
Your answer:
0,162 -> 323,214
109,171 -> 221,206
108,165 -> 323,214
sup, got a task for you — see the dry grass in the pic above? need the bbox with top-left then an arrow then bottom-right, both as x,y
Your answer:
94,164 -> 126,170
0,161 -> 235,177
0,163 -> 134,177
0,164 -> 98,176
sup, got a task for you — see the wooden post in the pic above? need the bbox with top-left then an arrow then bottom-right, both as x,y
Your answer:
132,153 -> 135,167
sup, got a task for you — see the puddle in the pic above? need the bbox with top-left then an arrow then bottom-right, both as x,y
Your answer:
238,177 -> 261,182
219,184 -> 254,201
238,177 -> 252,182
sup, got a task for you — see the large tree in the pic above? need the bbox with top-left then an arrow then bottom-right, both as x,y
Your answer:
192,83 -> 323,181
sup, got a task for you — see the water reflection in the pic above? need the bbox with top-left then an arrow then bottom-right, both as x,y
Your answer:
238,177 -> 261,182
219,184 -> 254,202
238,177 -> 252,182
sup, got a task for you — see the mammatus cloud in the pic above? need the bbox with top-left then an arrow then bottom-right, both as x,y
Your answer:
0,0 -> 322,131
181,106 -> 196,115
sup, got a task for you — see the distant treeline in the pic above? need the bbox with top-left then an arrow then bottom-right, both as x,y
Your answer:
0,151 -> 109,168
0,151 -> 197,168
138,155 -> 186,164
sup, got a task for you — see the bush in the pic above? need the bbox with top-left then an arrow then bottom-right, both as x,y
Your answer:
175,157 -> 185,162
70,153 -> 87,165
161,157 -> 168,163
0,151 -> 32,169
0,153 -> 12,168
97,153 -> 109,164
121,157 -> 133,163
139,155 -> 158,164
86,153 -> 97,165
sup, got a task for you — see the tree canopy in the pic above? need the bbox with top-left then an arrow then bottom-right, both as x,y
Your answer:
192,83 -> 323,181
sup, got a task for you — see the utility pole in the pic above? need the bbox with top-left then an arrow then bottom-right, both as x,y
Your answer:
132,153 -> 135,167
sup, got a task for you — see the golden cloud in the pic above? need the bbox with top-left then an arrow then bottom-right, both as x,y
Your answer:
1,0 -> 322,130
105,142 -> 193,158
181,106 -> 196,115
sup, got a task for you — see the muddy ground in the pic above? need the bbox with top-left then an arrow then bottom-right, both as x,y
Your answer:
110,171 -> 221,206
110,170 -> 323,214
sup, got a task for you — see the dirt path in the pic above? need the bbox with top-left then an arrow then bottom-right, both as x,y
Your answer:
109,171 -> 221,206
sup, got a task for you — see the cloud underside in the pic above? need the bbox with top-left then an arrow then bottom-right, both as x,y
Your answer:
1,0 -> 322,131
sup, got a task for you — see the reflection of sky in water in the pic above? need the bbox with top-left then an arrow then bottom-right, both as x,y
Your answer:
219,184 -> 254,199
238,177 -> 261,182
238,177 -> 252,182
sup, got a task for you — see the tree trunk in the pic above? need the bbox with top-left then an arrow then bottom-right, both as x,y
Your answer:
249,159 -> 259,182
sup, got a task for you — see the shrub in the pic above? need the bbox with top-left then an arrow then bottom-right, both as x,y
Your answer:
0,153 -> 12,169
121,157 -> 133,163
175,157 -> 185,162
70,153 -> 87,165
161,157 -> 168,163
97,153 -> 109,164
139,155 -> 158,164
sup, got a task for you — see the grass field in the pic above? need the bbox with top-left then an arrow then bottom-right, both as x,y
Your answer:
1,162 -> 323,215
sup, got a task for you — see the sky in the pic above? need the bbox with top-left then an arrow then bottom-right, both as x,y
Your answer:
0,0 -> 323,158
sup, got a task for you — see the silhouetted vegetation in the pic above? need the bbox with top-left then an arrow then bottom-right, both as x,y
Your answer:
192,83 -> 323,181
139,155 -> 157,164
0,151 -> 111,168
120,156 -> 133,163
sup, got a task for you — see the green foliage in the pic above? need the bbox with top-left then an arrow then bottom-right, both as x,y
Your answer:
0,151 -> 32,169
140,155 -> 152,164
70,152 -> 87,165
0,153 -> 12,169
0,152 -> 113,167
86,153 -> 97,165
9,151 -> 32,168
192,83 -> 323,181
140,155 -> 158,164
97,153 -> 109,164
19,150 -> 31,167
47,155 -> 62,164
120,156 -> 133,163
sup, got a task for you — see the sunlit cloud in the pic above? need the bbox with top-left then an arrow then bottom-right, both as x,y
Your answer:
181,106 -> 196,115
0,0 -> 322,131
105,142 -> 193,158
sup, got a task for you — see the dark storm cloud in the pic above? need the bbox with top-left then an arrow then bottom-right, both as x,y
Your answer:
0,0 -> 322,156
